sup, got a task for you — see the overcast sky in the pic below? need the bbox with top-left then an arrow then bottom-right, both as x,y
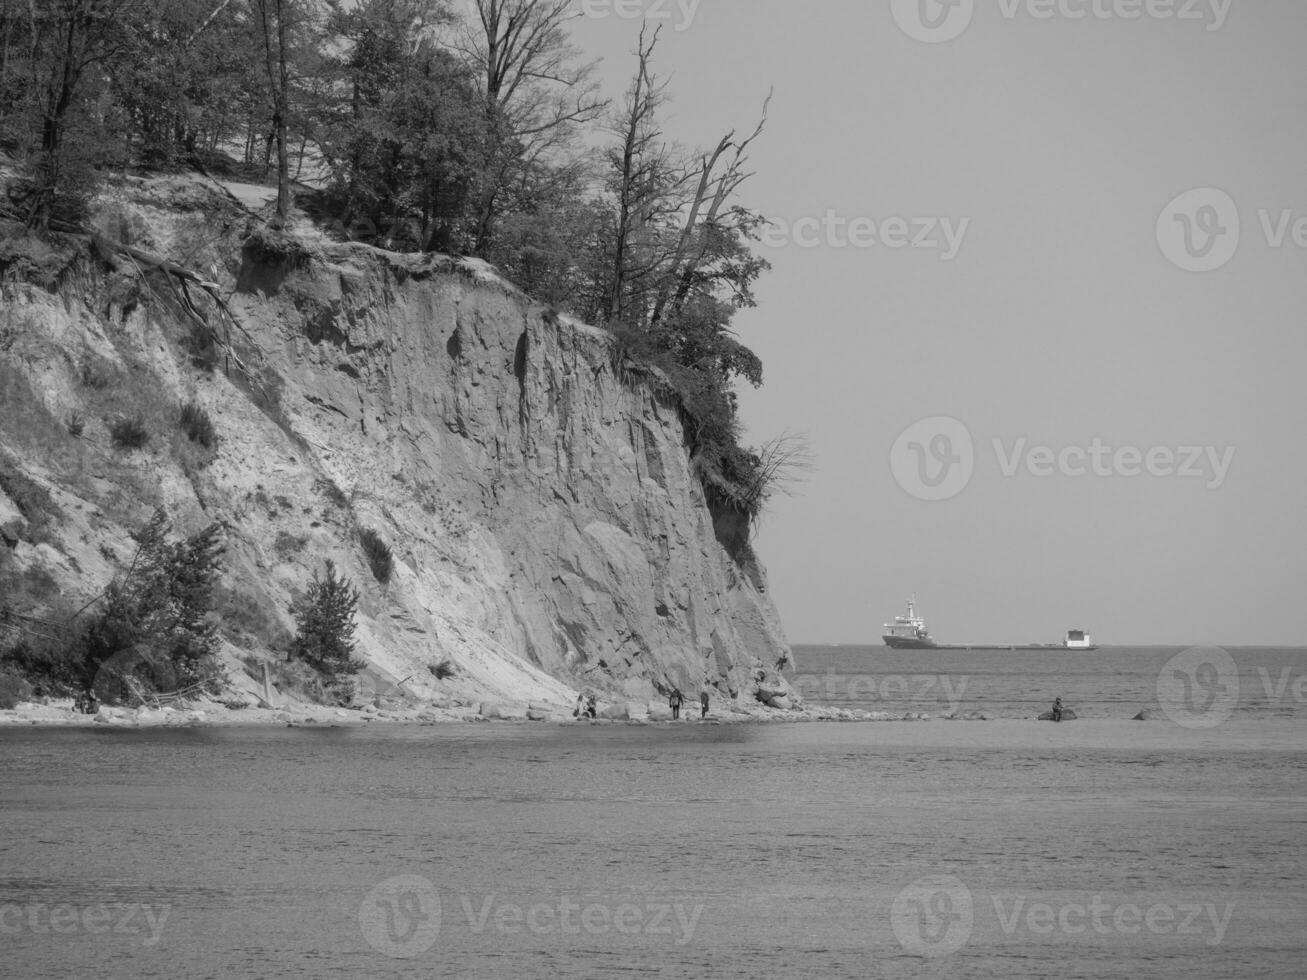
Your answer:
567,0 -> 1307,646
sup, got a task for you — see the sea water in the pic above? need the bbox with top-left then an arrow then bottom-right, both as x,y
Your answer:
1,646 -> 1304,979
789,644 -> 1307,721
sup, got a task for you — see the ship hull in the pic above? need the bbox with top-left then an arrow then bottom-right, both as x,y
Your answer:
882,636 -> 938,649
881,641 -> 1099,652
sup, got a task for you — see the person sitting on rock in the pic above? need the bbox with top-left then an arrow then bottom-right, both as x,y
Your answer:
1052,697 -> 1063,722
669,688 -> 684,720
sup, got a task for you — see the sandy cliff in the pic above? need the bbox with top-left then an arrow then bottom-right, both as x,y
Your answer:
0,175 -> 792,711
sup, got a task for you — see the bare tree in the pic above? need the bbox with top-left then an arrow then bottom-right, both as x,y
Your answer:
252,0 -> 292,226
604,24 -> 693,324
458,0 -> 608,253
745,433 -> 814,513
20,0 -> 134,231
649,91 -> 771,330
604,27 -> 770,334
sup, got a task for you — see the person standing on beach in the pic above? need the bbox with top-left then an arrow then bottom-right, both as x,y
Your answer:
1052,697 -> 1063,722
669,688 -> 684,720
700,689 -> 709,718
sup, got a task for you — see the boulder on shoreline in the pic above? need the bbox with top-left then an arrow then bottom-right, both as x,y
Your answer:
479,701 -> 530,721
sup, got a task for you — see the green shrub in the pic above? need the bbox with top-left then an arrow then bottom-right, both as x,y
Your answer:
429,659 -> 455,680
290,560 -> 363,681
66,412 -> 85,437
359,527 -> 393,584
178,401 -> 216,447
110,416 -> 149,449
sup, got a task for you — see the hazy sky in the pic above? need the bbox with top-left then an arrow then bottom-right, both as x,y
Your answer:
567,0 -> 1307,646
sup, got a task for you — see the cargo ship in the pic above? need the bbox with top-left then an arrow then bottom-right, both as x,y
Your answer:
881,596 -> 937,649
881,598 -> 1097,651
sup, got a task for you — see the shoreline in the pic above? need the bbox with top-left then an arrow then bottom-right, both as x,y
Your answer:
0,697 -> 1286,730
0,698 -> 955,729
3,701 -> 1303,752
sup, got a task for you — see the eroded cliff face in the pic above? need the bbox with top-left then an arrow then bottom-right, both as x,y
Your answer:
0,176 -> 791,710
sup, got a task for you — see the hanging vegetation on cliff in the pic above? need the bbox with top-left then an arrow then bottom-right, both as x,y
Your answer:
0,0 -> 795,522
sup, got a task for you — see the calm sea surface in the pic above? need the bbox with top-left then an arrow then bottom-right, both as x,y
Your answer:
1,646 -> 1305,979
789,644 -> 1307,721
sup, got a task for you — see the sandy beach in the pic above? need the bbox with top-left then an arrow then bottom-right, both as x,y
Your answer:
3,698 -> 1302,757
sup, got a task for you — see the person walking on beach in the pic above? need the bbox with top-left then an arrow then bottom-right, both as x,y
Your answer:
700,689 -> 709,718
1051,697 -> 1063,722
669,688 -> 684,720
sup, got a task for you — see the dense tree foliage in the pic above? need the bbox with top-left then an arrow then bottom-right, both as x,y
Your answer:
290,560 -> 363,681
0,1 -> 788,521
78,509 -> 227,701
